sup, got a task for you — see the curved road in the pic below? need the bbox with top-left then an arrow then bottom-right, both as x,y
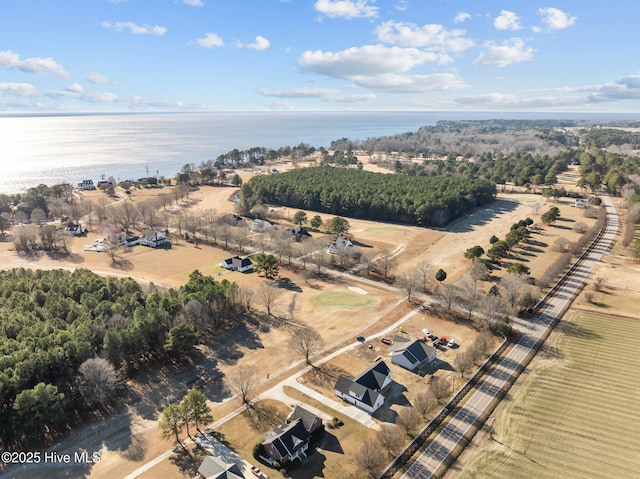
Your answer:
400,193 -> 619,479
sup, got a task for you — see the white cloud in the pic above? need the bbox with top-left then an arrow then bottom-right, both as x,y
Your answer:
184,0 -> 204,6
473,38 -> 535,67
102,21 -> 167,35
589,75 -> 640,102
538,7 -> 576,30
454,12 -> 471,23
353,73 -> 468,93
375,21 -> 474,53
65,83 -> 84,93
259,87 -> 340,98
314,0 -> 378,19
395,0 -> 408,12
87,72 -> 111,84
245,36 -> 271,51
454,92 -> 584,109
196,33 -> 224,48
494,10 -> 522,30
259,86 -> 376,103
264,101 -> 295,110
0,50 -> 70,77
0,82 -> 38,97
299,45 -> 437,79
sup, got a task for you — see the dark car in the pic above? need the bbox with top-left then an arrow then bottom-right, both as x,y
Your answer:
357,336 -> 365,342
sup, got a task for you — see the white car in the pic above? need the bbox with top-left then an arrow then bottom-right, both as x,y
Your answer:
447,338 -> 456,348
422,328 -> 430,337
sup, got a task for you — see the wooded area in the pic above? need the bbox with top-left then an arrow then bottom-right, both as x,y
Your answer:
240,166 -> 496,226
0,268 -> 243,447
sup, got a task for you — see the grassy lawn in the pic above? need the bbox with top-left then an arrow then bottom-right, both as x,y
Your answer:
366,226 -> 401,234
450,311 -> 640,479
310,291 -> 376,309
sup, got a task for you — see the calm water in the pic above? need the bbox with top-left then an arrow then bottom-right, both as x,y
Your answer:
0,111 -> 634,194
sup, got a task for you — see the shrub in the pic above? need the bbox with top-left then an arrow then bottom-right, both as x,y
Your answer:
253,442 -> 265,459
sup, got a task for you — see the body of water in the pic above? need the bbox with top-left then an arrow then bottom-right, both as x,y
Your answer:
0,110 -> 635,194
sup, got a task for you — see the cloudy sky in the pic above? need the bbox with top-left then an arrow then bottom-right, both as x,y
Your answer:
1,0 -> 638,113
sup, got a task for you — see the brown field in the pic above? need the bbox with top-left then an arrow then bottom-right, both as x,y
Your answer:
446,309 -> 640,479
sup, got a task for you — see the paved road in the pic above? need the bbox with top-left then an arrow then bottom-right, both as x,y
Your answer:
400,194 -> 619,479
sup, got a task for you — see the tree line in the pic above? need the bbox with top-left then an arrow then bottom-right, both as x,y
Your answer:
240,166 -> 496,227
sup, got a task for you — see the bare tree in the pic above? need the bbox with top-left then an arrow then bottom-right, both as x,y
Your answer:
397,273 -> 421,303
436,283 -> 458,312
255,284 -> 282,316
288,327 -> 325,365
470,330 -> 495,364
377,424 -> 405,457
355,438 -> 386,478
479,294 -> 506,328
453,351 -> 475,378
226,366 -> 258,405
233,225 -> 251,253
414,390 -> 437,418
112,201 -> 138,232
430,375 -> 451,404
376,250 -> 396,280
396,406 -> 421,437
180,299 -> 209,334
416,260 -> 434,292
458,277 -> 480,320
104,230 -> 124,263
76,357 -> 119,408
501,272 -> 527,311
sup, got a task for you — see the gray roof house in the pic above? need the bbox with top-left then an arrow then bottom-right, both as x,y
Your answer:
263,406 -> 322,465
198,455 -> 245,479
220,256 -> 253,273
334,360 -> 392,414
389,335 -> 436,372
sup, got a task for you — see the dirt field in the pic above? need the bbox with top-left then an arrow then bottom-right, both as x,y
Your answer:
447,310 -> 640,479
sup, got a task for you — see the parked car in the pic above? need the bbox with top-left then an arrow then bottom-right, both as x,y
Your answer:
447,338 -> 456,348
440,336 -> 447,343
357,336 -> 365,342
381,338 -> 392,345
432,338 -> 441,347
422,328 -> 430,336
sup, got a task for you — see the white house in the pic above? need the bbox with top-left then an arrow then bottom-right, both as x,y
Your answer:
139,230 -> 167,248
220,256 -> 253,273
328,237 -> 353,254
77,179 -> 95,190
334,361 -> 392,414
389,336 -> 436,372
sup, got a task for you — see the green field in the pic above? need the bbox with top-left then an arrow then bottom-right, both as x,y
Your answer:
366,226 -> 401,234
456,311 -> 640,479
310,291 -> 376,309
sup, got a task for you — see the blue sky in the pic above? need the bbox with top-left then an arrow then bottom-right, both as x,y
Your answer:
1,0 -> 639,113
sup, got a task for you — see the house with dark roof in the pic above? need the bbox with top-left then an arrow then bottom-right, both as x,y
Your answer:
389,335 -> 436,372
289,226 -> 311,242
220,256 -> 253,273
198,455 -> 245,479
262,406 -> 322,465
334,360 -> 392,414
